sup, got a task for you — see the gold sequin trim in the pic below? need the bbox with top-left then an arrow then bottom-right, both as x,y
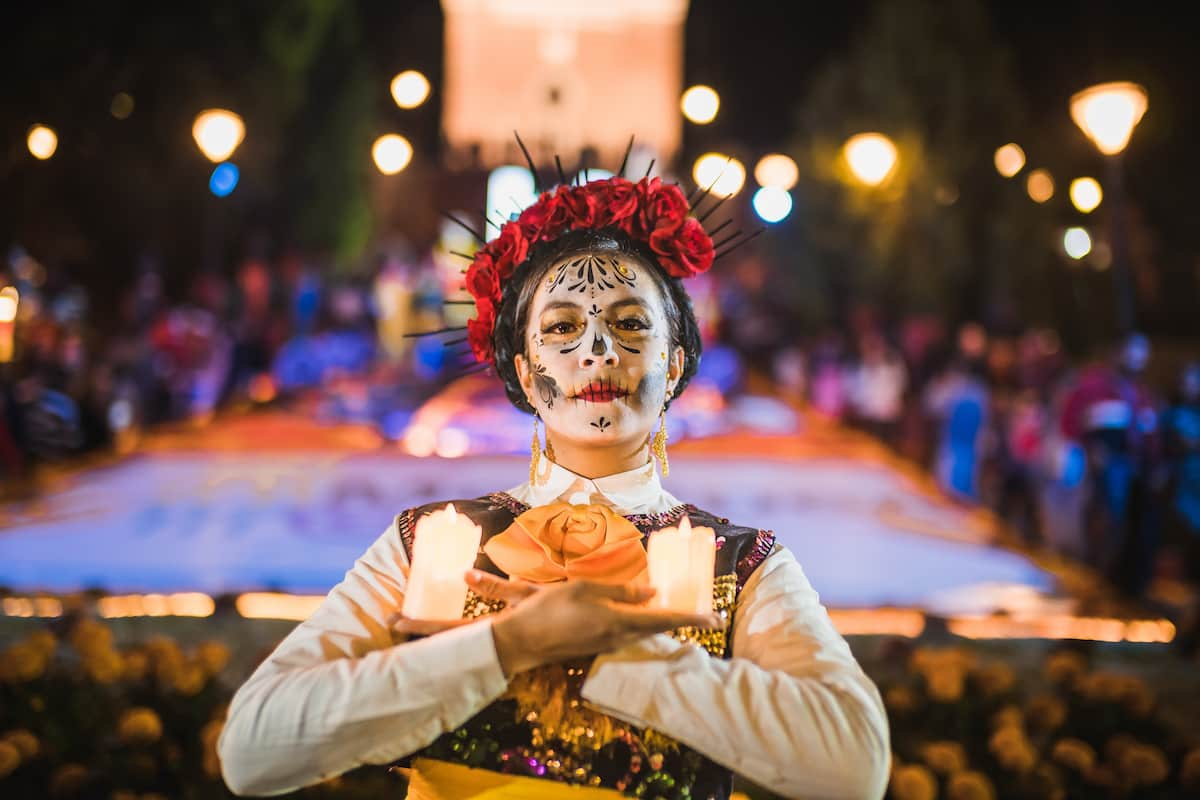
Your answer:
665,573 -> 736,656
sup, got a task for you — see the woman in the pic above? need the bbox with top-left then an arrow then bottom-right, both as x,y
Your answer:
218,174 -> 890,799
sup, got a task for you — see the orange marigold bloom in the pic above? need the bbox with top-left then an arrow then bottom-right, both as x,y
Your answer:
890,763 -> 937,800
974,662 -> 1016,697
1051,738 -> 1096,773
926,666 -> 966,702
1025,692 -> 1066,732
0,741 -> 20,779
1181,748 -> 1200,789
1043,650 -> 1087,686
1118,743 -> 1170,787
2,729 -> 39,760
920,740 -> 968,775
117,707 -> 163,746
947,770 -> 996,800
195,640 -> 231,677
885,685 -> 919,713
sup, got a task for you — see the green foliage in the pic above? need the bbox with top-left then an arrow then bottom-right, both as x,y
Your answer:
786,0 -> 1055,327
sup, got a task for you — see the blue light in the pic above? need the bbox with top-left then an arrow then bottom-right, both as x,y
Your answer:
752,186 -> 793,223
209,162 -> 240,197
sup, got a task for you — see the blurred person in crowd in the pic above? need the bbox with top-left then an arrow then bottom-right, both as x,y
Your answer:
923,354 -> 990,503
807,330 -> 849,419
1059,333 -> 1163,598
846,330 -> 908,447
1163,361 -> 1200,583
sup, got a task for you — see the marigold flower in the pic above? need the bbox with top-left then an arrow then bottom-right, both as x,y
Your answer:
123,649 -> 150,682
83,648 -> 125,684
947,770 -> 996,800
195,640 -> 232,676
1025,692 -> 1066,732
68,618 -> 113,656
890,763 -> 937,800
1181,748 -> 1200,789
1118,743 -> 1169,787
0,741 -> 20,778
1051,738 -> 1096,773
49,763 -> 89,797
989,726 -> 1037,773
1083,762 -> 1119,788
201,719 -> 224,779
990,705 -> 1023,731
171,661 -> 208,696
920,740 -> 968,775
926,666 -> 966,702
1042,650 -> 1087,686
885,685 -> 918,713
25,629 -> 57,659
2,729 -> 39,760
0,642 -> 48,682
117,707 -> 163,746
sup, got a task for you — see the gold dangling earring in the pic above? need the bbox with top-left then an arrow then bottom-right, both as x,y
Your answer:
651,408 -> 669,477
530,414 -> 542,484
544,433 -> 556,464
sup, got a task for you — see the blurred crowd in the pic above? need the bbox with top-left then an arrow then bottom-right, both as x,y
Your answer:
3,245 -> 1200,605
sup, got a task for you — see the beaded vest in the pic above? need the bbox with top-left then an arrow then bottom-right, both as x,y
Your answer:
390,494 -> 776,800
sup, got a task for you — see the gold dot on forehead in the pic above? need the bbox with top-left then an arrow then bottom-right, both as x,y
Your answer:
660,351 -> 667,360
614,262 -> 634,279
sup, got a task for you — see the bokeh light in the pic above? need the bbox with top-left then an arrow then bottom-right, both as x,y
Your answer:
0,287 -> 18,323
27,125 -> 58,160
752,186 -> 793,223
192,109 -> 245,163
209,162 -> 240,197
1063,227 -> 1092,259
110,92 -> 135,119
1069,81 -> 1148,155
486,166 -> 537,236
372,134 -> 413,175
390,70 -> 431,109
680,85 -> 719,124
842,133 -> 897,186
1069,177 -> 1102,213
692,153 -> 745,198
753,154 -> 799,190
993,143 -> 1025,178
1026,169 -> 1054,203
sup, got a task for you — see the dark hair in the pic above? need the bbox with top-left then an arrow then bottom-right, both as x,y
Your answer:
492,228 -> 702,414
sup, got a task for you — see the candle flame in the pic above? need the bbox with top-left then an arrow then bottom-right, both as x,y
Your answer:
446,503 -> 457,523
678,515 -> 692,535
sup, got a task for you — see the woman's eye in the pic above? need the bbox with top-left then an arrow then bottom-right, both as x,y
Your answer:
615,318 -> 649,331
543,321 -> 577,335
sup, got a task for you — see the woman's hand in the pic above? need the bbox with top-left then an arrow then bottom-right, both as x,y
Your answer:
388,570 -> 540,637
490,580 -> 722,677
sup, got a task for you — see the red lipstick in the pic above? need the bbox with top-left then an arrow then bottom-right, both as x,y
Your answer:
575,381 -> 628,403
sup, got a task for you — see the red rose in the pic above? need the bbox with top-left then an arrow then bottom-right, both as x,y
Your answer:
650,217 -> 714,278
603,178 -> 639,232
563,184 -> 601,228
467,297 -> 497,364
519,189 -> 571,242
638,177 -> 689,236
490,223 -> 529,279
464,251 -> 499,300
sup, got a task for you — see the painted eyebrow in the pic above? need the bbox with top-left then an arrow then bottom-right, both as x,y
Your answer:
539,300 -> 584,314
606,299 -> 651,313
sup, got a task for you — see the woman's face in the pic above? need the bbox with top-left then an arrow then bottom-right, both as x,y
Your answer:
514,252 -> 684,450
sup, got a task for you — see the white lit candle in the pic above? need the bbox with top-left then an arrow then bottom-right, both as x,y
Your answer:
646,516 -> 715,614
401,504 -> 483,621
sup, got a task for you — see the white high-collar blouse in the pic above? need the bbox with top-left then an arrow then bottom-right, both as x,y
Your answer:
218,460 -> 890,799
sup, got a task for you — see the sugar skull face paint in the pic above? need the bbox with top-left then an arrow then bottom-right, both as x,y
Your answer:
515,253 -> 683,451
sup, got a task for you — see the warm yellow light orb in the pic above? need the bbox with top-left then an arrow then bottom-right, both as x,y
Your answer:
390,70 -> 431,109
994,143 -> 1025,178
372,134 -> 413,175
111,92 -> 135,119
1026,169 -> 1054,203
0,287 -> 18,323
1063,227 -> 1092,259
192,110 -> 245,163
843,133 -> 898,186
753,153 -> 799,190
1069,177 -> 1103,213
692,152 -> 745,198
1070,81 -> 1148,156
681,85 -> 720,125
27,125 -> 58,160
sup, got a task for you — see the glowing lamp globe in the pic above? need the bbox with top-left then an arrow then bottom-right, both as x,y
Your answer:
1026,169 -> 1054,203
843,133 -> 897,186
692,153 -> 745,198
752,187 -> 793,223
391,71 -> 431,109
27,125 -> 58,160
1069,178 -> 1103,213
681,85 -> 719,125
994,143 -> 1025,178
372,134 -> 413,175
754,154 -> 799,190
1070,82 -> 1148,156
1064,227 -> 1092,260
192,110 -> 245,163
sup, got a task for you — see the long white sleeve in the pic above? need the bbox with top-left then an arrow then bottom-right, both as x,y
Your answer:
217,517 -> 510,796
580,545 -> 891,800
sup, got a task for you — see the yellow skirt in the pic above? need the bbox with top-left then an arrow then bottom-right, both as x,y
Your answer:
404,757 -> 626,799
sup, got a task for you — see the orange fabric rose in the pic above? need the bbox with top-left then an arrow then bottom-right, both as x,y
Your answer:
483,503 -> 647,584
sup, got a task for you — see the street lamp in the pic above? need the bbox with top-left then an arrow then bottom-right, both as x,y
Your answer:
192,110 -> 245,163
681,85 -> 719,125
1069,178 -> 1103,213
27,125 -> 58,160
390,71 -> 431,109
372,134 -> 413,175
843,133 -> 897,186
1070,81 -> 1147,333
